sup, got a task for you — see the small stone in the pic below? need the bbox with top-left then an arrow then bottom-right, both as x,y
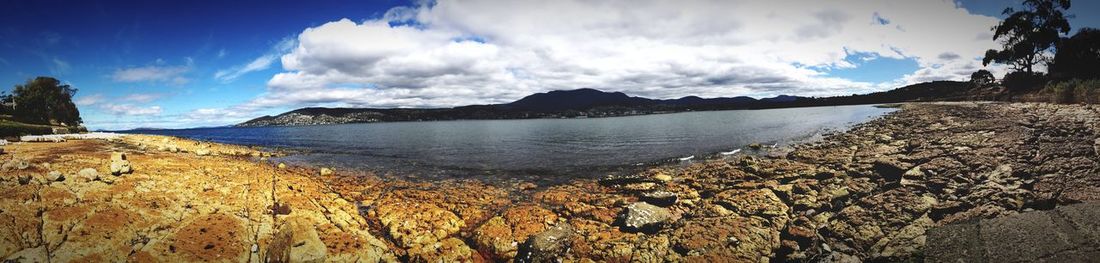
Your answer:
47,171 -> 63,181
618,202 -> 672,233
277,162 -> 287,169
517,182 -> 537,191
77,168 -> 99,182
319,167 -> 333,176
195,148 -> 210,156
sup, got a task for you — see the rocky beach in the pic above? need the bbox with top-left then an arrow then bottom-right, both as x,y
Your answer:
2,102 -> 1100,262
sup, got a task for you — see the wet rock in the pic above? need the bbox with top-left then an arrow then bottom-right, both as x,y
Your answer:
516,223 -> 574,263
641,191 -> 678,207
618,202 -> 672,233
109,152 -> 132,175
77,168 -> 99,181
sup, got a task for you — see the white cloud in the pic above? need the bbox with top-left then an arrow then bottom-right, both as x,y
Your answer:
121,93 -> 163,103
50,57 -> 71,75
101,104 -> 163,116
214,38 -> 297,83
111,60 -> 192,84
74,94 -> 105,106
213,0 -> 1003,118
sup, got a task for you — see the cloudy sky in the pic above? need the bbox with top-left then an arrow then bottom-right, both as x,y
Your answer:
1,0 -> 1097,130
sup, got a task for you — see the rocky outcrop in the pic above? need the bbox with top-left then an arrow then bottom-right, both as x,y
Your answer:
5,103 -> 1100,262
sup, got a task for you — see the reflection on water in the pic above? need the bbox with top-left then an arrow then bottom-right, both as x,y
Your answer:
129,105 -> 894,183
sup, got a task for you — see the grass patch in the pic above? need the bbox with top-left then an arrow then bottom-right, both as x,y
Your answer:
1042,79 -> 1100,104
0,120 -> 54,137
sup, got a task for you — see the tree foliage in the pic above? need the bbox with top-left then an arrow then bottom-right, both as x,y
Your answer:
1049,27 -> 1100,80
983,0 -> 1072,74
970,69 -> 996,87
12,76 -> 82,126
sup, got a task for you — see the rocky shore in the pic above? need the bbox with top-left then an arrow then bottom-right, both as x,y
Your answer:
2,102 -> 1099,262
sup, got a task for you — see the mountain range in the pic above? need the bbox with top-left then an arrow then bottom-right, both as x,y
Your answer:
238,80 -> 989,127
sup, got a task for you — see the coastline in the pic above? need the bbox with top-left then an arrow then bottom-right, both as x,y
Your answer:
2,102 -> 1099,261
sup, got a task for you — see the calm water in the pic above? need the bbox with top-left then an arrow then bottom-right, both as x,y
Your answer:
130,105 -> 894,183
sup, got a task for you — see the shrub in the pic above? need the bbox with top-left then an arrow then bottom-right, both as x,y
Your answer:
1044,79 -> 1100,104
1003,71 -> 1047,92
0,121 -> 53,137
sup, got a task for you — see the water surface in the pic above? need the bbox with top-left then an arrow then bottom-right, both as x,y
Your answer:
131,105 -> 894,183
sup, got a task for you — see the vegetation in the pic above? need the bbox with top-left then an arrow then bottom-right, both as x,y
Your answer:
0,119 -> 54,137
1043,79 -> 1100,104
1049,28 -> 1100,80
10,76 -> 82,126
970,69 -> 996,88
982,0 -> 1072,74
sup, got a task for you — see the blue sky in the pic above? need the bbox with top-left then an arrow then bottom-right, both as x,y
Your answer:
0,0 -> 1096,130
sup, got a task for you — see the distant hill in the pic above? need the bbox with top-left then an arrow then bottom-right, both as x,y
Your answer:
238,80 -> 985,127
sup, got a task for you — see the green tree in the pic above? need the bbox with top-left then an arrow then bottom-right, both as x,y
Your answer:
970,69 -> 996,87
12,76 -> 82,126
983,0 -> 1072,74
0,91 -> 12,115
1049,28 -> 1100,80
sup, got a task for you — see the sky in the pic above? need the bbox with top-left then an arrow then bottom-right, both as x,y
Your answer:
0,0 -> 1097,130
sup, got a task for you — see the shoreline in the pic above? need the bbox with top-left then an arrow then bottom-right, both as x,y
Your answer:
2,102 -> 1099,261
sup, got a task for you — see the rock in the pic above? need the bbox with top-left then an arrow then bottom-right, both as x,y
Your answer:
618,202 -> 672,233
47,171 -> 64,182
873,159 -> 908,182
901,166 -> 924,185
748,143 -> 763,149
77,168 -> 99,182
715,188 -> 790,218
641,191 -> 678,207
653,172 -> 673,182
517,182 -> 538,190
195,148 -> 210,156
2,158 -> 30,170
267,216 -> 327,263
277,162 -> 287,169
516,223 -> 574,263
0,147 -> 4,154
110,152 -> 133,175
319,167 -> 333,176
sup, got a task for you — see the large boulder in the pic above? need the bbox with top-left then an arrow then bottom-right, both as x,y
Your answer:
109,152 -> 132,175
618,202 -> 672,233
77,168 -> 99,182
515,223 -> 575,263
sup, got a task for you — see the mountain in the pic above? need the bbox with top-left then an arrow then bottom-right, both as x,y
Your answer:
238,81 -> 982,127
